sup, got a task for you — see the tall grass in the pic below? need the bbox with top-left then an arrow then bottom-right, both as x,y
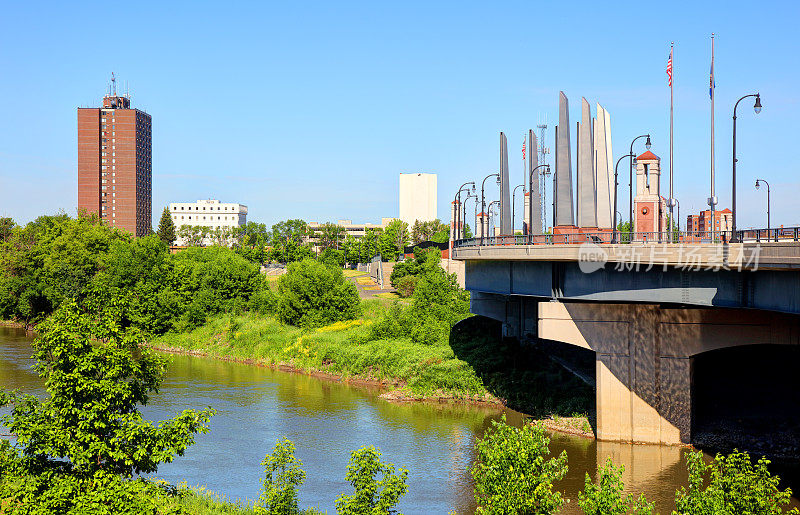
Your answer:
153,300 -> 490,400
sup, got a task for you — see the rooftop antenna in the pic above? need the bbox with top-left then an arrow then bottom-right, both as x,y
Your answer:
111,72 -> 116,96
537,113 -> 550,233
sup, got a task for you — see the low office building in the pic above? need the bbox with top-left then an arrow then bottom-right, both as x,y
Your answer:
169,199 -> 247,245
306,218 -> 396,251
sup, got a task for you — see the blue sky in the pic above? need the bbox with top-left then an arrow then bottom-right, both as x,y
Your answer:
1,0 -> 798,230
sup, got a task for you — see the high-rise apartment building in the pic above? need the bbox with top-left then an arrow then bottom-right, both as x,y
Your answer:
78,77 -> 152,237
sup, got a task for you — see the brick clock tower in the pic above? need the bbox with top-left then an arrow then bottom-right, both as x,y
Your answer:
633,151 -> 668,238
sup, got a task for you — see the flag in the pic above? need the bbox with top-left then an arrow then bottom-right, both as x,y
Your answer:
709,61 -> 715,99
666,48 -> 673,87
522,139 -> 526,160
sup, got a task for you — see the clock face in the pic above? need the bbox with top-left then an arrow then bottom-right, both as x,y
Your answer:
641,207 -> 649,215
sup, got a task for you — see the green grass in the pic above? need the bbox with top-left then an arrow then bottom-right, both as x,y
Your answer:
374,292 -> 401,300
152,300 -> 491,401
342,269 -> 367,278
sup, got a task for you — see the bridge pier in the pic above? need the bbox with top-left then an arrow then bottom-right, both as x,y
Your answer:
538,301 -> 800,445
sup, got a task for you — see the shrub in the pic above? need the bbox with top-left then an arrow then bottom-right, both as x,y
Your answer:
257,438 -> 306,515
471,415 -> 567,514
578,458 -> 653,515
335,446 -> 409,515
674,450 -> 799,515
277,259 -> 361,328
394,275 -> 417,298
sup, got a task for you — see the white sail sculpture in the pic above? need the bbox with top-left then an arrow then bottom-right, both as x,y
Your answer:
594,104 -> 614,229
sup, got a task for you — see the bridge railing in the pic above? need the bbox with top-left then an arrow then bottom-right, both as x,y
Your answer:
454,227 -> 800,248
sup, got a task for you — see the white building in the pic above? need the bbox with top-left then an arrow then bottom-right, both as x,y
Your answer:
399,173 -> 437,226
169,199 -> 247,245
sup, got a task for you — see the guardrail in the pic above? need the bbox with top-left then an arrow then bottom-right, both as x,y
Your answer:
454,227 -> 800,248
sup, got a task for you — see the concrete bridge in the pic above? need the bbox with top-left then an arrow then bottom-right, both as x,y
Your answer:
452,237 -> 800,446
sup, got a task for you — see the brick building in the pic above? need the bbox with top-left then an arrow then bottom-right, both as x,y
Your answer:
78,77 -> 152,237
687,208 -> 732,239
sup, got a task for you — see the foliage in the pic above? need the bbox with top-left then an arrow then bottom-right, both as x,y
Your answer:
0,216 -> 16,241
342,234 -> 361,265
315,223 -> 346,251
0,299 -> 214,513
378,219 -> 409,261
276,259 -> 361,328
335,446 -> 409,515
389,247 -> 440,288
673,450 -> 799,515
359,229 -> 381,263
394,275 -> 417,298
233,222 -> 271,264
471,415 -> 568,515
257,439 -> 306,515
578,459 -> 653,515
177,225 -> 208,247
410,219 -> 447,244
320,248 -> 346,268
616,221 -> 632,244
158,207 -> 177,245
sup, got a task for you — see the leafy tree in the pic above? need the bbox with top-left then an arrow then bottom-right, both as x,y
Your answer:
673,450 -> 799,515
276,258 -> 361,328
320,248 -> 346,268
233,222 -> 271,264
0,297 -> 214,511
268,219 -> 313,264
335,446 -> 409,515
471,415 -> 568,514
578,459 -> 653,515
342,234 -> 361,266
271,219 -> 309,245
257,438 -> 306,515
317,223 -> 346,251
378,219 -> 409,261
0,216 -> 15,241
394,275 -> 417,298
156,207 -> 176,245
359,229 -> 381,263
616,221 -> 632,244
410,219 -> 447,244
177,225 -> 205,247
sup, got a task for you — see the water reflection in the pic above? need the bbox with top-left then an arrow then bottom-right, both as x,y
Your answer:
2,328 -> 797,514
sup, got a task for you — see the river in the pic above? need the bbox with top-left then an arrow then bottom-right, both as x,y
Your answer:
1,326 -> 796,514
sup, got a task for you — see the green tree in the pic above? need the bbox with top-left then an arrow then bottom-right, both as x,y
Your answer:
0,216 -> 15,242
276,258 -> 361,328
0,297 -> 214,511
342,234 -> 361,266
335,446 -> 409,515
233,222 -> 271,264
360,229 -> 381,263
673,450 -> 799,515
178,225 -> 204,246
257,438 -> 306,515
471,415 -> 568,514
317,223 -> 346,251
378,219 -> 409,261
156,207 -> 176,245
578,459 -> 653,515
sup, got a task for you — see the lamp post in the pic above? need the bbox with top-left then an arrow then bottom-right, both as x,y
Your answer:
730,93 -> 761,242
454,181 -> 476,242
481,173 -> 500,245
755,178 -> 770,241
613,153 -> 636,243
629,134 -> 651,229
674,198 -> 680,240
488,200 -> 500,238
529,164 -> 551,242
512,183 -> 524,235
462,191 -> 476,239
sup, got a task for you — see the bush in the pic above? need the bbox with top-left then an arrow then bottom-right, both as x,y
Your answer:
277,259 -> 361,328
471,415 -> 568,514
257,438 -> 306,515
674,450 -> 799,515
578,458 -> 653,515
394,275 -> 417,298
335,446 -> 409,515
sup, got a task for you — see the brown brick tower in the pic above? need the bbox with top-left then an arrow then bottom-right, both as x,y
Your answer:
78,75 -> 152,237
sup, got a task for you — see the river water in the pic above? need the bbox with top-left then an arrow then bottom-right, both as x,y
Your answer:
1,327 -> 796,514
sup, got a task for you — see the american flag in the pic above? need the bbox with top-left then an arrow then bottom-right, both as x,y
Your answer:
666,47 -> 673,87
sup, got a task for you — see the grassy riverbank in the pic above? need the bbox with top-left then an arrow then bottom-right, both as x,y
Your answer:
152,299 -> 496,403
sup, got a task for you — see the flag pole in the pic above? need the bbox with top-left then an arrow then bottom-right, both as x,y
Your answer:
710,33 -> 716,243
669,42 -> 674,240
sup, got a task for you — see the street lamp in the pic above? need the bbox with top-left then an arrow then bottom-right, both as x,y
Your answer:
613,153 -> 636,243
629,134 -> 651,229
512,184 -> 524,235
454,181 -> 476,241
462,191 -> 476,239
730,93 -> 761,242
674,198 -> 680,240
487,200 -> 500,238
529,164 -> 551,242
481,173 -> 500,245
755,178 -> 770,240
